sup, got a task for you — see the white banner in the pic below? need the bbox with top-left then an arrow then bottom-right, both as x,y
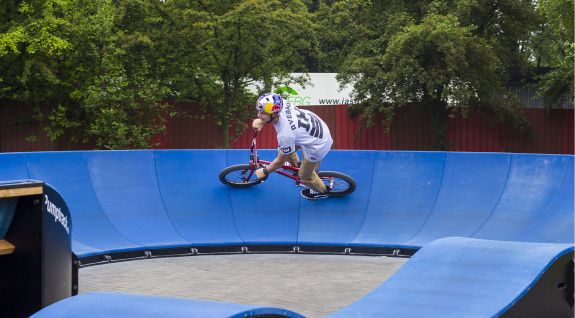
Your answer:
248,73 -> 355,106
279,73 -> 354,106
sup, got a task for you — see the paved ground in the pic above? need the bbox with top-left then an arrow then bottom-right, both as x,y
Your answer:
80,254 -> 408,318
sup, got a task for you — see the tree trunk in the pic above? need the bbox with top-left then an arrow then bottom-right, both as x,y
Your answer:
430,100 -> 449,150
222,79 -> 231,149
222,123 -> 230,149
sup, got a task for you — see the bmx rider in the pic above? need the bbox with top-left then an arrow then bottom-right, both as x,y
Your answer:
252,93 -> 333,200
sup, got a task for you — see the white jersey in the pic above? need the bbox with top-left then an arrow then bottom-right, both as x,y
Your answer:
273,102 -> 333,162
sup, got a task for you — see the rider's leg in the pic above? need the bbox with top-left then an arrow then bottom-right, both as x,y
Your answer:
277,148 -> 300,167
299,159 -> 327,193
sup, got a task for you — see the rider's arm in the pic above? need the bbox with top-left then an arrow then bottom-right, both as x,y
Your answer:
265,152 -> 290,174
256,133 -> 295,178
256,152 -> 289,179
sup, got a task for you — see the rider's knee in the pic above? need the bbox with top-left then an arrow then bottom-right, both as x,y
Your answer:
298,170 -> 312,182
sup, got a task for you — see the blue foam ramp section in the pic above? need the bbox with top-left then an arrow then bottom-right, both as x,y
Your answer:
405,152 -> 511,246
472,154 -> 570,241
225,150 -> 300,244
521,155 -> 574,244
0,153 -> 30,181
298,150 -> 374,245
86,151 -> 188,248
351,151 -> 445,247
31,292 -> 305,318
24,152 -> 140,256
328,237 -> 574,318
0,150 -> 572,258
154,150 -> 242,245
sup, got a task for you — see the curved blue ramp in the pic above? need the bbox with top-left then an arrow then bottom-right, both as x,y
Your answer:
328,237 -> 574,318
225,150 -> 300,245
521,156 -> 574,243
298,150 -> 374,245
0,150 -> 572,258
0,153 -> 29,181
472,154 -> 570,241
31,292 -> 305,318
404,152 -> 511,246
86,151 -> 189,248
1,150 -> 573,318
24,152 -> 140,257
154,150 -> 242,245
350,151 -> 445,247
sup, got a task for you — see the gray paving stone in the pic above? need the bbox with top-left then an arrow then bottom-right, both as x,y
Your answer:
80,254 -> 407,318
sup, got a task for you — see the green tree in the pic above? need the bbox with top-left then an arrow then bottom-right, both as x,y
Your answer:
0,0 -> 73,102
1,0 -> 173,149
338,0 -> 536,149
167,0 -> 315,148
49,0 -> 173,149
530,0 -> 574,106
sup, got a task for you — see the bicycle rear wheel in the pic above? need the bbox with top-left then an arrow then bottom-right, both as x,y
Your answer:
318,171 -> 356,197
219,164 -> 266,188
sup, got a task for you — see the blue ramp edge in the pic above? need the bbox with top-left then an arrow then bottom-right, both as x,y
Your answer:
328,237 -> 574,318
30,292 -> 305,318
0,150 -> 572,258
155,150 -> 243,245
86,151 -> 189,248
24,152 -> 141,257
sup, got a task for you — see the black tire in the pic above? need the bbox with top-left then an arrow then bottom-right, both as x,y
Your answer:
219,164 -> 266,188
318,171 -> 356,197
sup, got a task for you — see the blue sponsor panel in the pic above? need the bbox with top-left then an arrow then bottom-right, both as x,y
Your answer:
297,151 -> 373,245
0,153 -> 29,180
42,184 -> 73,307
24,152 -> 140,257
154,150 -> 242,245
351,152 -> 445,247
521,156 -> 574,244
31,292 -> 305,318
225,149 -> 300,244
328,237 -> 574,318
473,154 -> 569,241
87,151 -> 188,249
406,153 -> 511,246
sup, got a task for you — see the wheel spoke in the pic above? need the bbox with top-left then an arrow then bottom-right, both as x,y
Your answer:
219,164 -> 265,188
226,170 -> 256,183
322,177 -> 350,193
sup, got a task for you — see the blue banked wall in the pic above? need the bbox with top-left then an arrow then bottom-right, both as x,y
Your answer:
329,237 -> 574,318
30,292 -> 305,318
1,150 -> 573,317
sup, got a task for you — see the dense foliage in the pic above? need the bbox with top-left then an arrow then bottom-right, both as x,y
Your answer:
0,0 -> 571,149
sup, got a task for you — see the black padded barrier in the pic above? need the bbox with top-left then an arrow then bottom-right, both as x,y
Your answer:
0,181 -> 73,318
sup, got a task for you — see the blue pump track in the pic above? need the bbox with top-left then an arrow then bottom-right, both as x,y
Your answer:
1,149 -> 573,318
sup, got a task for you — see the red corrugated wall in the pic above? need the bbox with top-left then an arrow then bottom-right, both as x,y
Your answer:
0,102 -> 54,152
223,104 -> 574,154
448,108 -> 574,154
448,110 -> 505,152
1,101 -> 573,154
153,101 -> 223,149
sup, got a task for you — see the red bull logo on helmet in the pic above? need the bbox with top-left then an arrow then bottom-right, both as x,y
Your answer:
258,93 -> 283,114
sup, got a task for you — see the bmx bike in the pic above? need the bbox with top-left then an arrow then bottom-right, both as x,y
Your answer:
219,129 -> 356,197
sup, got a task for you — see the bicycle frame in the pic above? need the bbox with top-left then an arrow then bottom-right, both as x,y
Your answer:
248,129 -> 305,186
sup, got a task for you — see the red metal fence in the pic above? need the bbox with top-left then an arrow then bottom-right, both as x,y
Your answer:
0,103 -> 54,152
230,105 -> 573,154
1,101 -> 573,154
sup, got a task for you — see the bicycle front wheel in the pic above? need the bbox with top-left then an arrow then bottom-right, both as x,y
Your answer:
219,164 -> 266,188
318,171 -> 356,197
